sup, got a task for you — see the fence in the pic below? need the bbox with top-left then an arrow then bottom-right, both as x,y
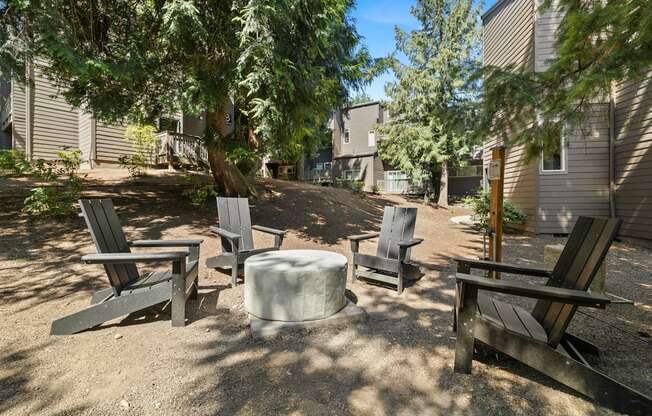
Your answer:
376,178 -> 428,195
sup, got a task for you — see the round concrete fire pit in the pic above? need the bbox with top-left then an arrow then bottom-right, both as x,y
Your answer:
244,250 -> 348,322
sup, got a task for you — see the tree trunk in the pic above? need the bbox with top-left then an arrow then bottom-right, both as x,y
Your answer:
205,106 -> 250,197
438,160 -> 449,207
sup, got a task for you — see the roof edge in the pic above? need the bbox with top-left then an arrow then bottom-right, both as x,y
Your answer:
481,0 -> 513,22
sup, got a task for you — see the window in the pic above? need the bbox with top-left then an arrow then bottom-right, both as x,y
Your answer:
324,162 -> 332,170
540,135 -> 566,173
368,130 -> 376,146
343,129 -> 351,144
343,170 -> 361,180
385,170 -> 408,180
451,165 -> 483,177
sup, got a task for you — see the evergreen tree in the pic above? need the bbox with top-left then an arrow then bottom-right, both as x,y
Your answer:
377,0 -> 481,206
477,0 -> 652,157
0,0 -> 377,195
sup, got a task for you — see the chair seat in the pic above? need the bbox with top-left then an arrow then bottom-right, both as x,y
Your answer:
122,260 -> 199,295
477,291 -> 549,344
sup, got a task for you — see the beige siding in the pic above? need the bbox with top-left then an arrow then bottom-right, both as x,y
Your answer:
537,106 -> 611,234
483,0 -> 534,69
534,0 -> 562,72
95,121 -> 132,163
78,111 -> 94,162
483,0 -> 538,231
11,79 -> 27,151
333,155 -> 375,190
31,63 -> 80,159
614,71 -> 652,240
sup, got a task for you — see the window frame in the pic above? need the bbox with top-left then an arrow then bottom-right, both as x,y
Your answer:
343,128 -> 351,144
368,129 -> 376,147
539,134 -> 567,175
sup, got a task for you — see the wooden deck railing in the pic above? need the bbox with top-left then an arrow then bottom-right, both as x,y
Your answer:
156,131 -> 208,169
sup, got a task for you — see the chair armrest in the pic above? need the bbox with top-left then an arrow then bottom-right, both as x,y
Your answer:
82,251 -> 189,265
209,226 -> 241,241
456,273 -> 609,308
398,238 -> 423,248
453,257 -> 551,278
252,225 -> 286,236
349,232 -> 380,241
128,239 -> 203,247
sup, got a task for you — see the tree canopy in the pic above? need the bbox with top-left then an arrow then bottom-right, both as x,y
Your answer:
376,0 -> 481,205
477,0 -> 652,158
0,0 -> 378,195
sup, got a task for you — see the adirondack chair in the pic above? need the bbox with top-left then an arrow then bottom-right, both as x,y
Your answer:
205,197 -> 286,287
50,199 -> 202,335
453,216 -> 652,415
349,206 -> 423,294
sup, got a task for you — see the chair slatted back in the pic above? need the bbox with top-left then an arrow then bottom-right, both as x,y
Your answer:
376,207 -> 417,261
79,199 -> 140,290
217,197 -> 254,252
532,216 -> 622,346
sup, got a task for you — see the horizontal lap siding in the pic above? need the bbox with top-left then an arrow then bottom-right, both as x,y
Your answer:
96,122 -> 132,163
537,106 -> 611,234
78,111 -> 93,162
483,0 -> 538,231
614,71 -> 652,240
11,79 -> 26,151
333,156 -> 375,190
31,63 -> 79,159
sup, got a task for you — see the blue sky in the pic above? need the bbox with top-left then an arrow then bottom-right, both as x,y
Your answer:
351,0 -> 497,100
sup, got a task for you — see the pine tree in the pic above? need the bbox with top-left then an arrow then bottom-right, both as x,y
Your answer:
376,0 -> 481,206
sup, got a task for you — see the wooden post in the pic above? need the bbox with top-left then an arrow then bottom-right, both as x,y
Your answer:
488,146 -> 505,279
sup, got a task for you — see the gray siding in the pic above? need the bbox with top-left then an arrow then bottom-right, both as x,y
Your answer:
182,113 -> 206,137
483,0 -> 538,231
537,106 -> 611,234
11,78 -> 26,151
78,110 -> 94,162
31,62 -> 80,159
332,102 -> 381,158
614,71 -> 652,240
95,121 -> 131,163
534,0 -> 562,72
333,155 -> 375,190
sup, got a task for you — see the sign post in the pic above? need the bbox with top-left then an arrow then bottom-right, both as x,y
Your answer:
488,146 -> 505,279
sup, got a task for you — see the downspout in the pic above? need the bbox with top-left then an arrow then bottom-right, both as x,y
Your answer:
608,88 -> 616,218
25,61 -> 34,161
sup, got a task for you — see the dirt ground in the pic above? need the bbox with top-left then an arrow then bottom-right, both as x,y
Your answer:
1,176 -> 650,415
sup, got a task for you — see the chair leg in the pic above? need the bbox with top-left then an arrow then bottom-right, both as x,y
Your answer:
171,261 -> 187,327
397,269 -> 404,295
230,259 -> 238,288
454,283 -> 478,374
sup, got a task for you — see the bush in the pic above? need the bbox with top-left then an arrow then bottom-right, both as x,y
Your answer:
122,124 -> 158,176
23,150 -> 85,217
462,189 -> 527,232
0,149 -> 31,176
182,175 -> 219,206
351,180 -> 365,197
371,184 -> 380,194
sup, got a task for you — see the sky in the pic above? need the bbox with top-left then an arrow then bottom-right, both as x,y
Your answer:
351,0 -> 498,100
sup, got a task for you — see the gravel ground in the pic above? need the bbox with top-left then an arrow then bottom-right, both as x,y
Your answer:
0,176 -> 650,415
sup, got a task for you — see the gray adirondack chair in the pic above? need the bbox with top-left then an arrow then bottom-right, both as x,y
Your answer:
349,206 -> 423,294
50,199 -> 202,335
205,197 -> 286,287
453,216 -> 652,415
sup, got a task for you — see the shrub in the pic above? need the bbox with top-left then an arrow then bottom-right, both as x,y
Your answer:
182,175 -> 219,206
122,124 -> 158,176
0,149 -> 31,176
463,189 -> 527,232
351,180 -> 365,196
23,150 -> 84,217
371,184 -> 380,194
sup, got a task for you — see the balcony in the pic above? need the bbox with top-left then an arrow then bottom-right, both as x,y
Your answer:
156,131 -> 208,169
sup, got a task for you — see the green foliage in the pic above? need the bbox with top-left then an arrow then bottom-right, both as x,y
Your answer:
120,125 -> 158,177
0,149 -> 31,176
0,0 -> 380,194
376,0 -> 481,203
350,92 -> 373,105
371,184 -> 380,194
182,175 -> 219,206
476,0 -> 652,157
23,150 -> 84,217
462,189 -> 527,232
